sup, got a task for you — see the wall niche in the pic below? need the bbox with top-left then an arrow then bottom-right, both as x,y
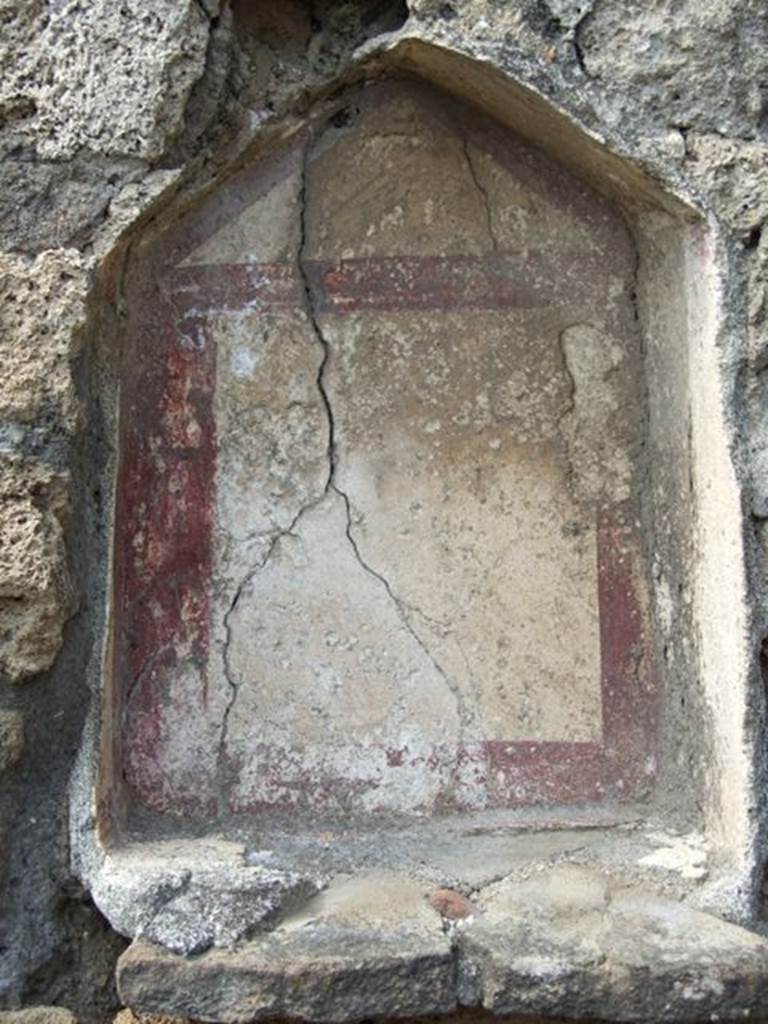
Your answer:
113,77 -> 655,821
76,52 -> 765,1024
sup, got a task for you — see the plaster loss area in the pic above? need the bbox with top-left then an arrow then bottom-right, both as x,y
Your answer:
117,79 -> 652,818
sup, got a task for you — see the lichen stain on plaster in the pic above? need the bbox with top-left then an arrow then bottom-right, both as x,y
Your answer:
115,78 -> 656,818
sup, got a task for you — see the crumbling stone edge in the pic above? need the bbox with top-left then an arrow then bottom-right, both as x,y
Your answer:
111,861 -> 768,1024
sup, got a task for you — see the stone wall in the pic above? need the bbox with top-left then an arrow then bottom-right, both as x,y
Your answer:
0,1 -> 766,1021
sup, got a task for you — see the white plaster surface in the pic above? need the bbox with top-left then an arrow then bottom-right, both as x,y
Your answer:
198,82 -> 645,812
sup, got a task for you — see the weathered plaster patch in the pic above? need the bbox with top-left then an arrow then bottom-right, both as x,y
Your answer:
226,491 -> 462,814
639,831 -> 709,881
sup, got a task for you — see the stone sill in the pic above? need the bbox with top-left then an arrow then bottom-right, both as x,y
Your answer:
88,813 -> 768,1023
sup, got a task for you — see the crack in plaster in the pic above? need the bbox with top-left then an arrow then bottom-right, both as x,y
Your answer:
297,136 -> 337,497
217,127 -> 475,805
299,127 -> 472,783
217,500 -> 324,809
215,134 -> 335,805
461,136 -> 499,253
556,322 -> 579,498
465,843 -> 591,900
557,327 -> 579,423
299,122 -> 473,789
124,643 -> 176,722
332,482 -> 472,762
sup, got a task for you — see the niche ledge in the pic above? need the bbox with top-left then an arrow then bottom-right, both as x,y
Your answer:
113,849 -> 768,1024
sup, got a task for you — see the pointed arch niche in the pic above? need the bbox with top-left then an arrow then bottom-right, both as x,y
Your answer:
79,40 -> 760,1023
116,73 -> 659,820
102,51 -> 737,846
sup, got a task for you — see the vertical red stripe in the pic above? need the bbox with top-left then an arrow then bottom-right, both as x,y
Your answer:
114,283 -> 217,815
597,505 -> 657,796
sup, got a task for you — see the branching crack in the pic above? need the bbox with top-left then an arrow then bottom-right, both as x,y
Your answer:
556,325 -> 578,426
216,131 -> 336,806
217,500 -> 323,810
298,133 -> 336,494
217,125 -> 472,805
332,482 -> 471,759
298,122 -> 473,768
461,137 -> 499,254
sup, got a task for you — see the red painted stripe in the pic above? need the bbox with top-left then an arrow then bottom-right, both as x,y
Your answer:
309,253 -> 593,313
115,258 -> 656,816
166,251 -> 601,317
114,285 -> 218,816
597,505 -> 658,795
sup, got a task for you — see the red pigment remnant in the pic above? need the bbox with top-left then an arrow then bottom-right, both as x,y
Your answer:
224,504 -> 654,814
114,282 -> 218,816
428,888 -> 477,920
308,252 -> 604,314
116,265 -> 657,816
169,263 -> 303,320
116,258 -> 657,817
436,505 -> 656,811
597,504 -> 659,793
164,252 -> 612,320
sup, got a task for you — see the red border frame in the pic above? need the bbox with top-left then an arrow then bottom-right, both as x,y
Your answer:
112,85 -> 658,817
114,255 -> 658,816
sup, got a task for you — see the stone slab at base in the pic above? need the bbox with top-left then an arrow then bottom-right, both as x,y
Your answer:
117,864 -> 768,1024
119,933 -> 455,1024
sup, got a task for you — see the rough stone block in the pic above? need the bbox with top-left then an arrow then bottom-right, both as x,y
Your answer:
0,1 -> 209,163
0,250 -> 87,435
90,840 -> 323,957
684,134 -> 768,234
577,0 -> 767,138
455,865 -> 768,1022
0,458 -> 74,681
117,872 -> 456,1022
116,864 -> 768,1024
0,1011 -> 76,1024
0,710 -> 23,773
